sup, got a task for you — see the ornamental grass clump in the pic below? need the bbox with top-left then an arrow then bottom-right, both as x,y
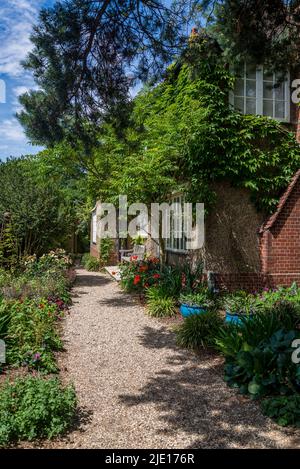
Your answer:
175,310 -> 223,350
145,286 -> 177,318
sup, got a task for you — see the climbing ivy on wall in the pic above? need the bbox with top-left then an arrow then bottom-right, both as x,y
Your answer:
130,36 -> 300,214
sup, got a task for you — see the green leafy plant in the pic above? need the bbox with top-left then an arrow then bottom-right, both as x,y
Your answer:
0,377 -> 77,447
145,287 -> 177,317
4,298 -> 63,373
81,253 -> 100,272
216,302 -> 300,359
175,310 -> 223,349
223,291 -> 258,316
23,249 -> 72,276
223,329 -> 300,398
99,238 -> 114,266
255,284 -> 300,312
261,394 -> 300,427
215,323 -> 245,359
120,257 -> 161,292
179,290 -> 215,309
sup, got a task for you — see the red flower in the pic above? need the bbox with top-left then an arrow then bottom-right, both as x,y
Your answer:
149,257 -> 160,264
153,273 -> 160,279
139,265 -> 148,272
133,275 -> 141,285
131,255 -> 138,261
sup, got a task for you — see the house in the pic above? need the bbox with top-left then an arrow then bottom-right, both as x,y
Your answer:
90,61 -> 300,291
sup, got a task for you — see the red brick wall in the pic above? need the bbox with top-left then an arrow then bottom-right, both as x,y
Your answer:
266,180 -> 300,275
90,242 -> 99,258
290,97 -> 300,143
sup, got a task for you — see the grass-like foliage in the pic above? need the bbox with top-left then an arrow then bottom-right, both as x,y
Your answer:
146,286 -> 177,317
81,254 -> 100,272
175,310 -> 223,350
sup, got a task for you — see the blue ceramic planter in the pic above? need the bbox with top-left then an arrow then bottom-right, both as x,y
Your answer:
225,311 -> 253,325
180,304 -> 207,317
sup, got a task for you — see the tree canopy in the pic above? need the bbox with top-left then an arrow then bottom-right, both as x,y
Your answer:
17,0 -> 201,146
84,35 -> 300,215
0,150 -> 87,257
201,0 -> 300,73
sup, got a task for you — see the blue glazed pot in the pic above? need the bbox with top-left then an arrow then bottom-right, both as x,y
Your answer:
225,311 -> 253,325
180,304 -> 207,317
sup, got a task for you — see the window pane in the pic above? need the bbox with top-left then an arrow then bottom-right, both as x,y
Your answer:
275,101 -> 285,119
275,82 -> 285,101
263,82 -> 273,99
234,97 -> 244,113
246,98 -> 256,114
246,64 -> 256,79
234,78 -> 244,96
246,80 -> 256,97
263,69 -> 273,81
263,100 -> 273,117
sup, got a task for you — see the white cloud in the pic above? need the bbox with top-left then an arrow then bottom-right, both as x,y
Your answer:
0,0 -> 41,77
13,85 -> 31,97
0,118 -> 27,141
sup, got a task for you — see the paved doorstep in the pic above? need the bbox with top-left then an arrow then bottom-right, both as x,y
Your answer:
52,269 -> 300,449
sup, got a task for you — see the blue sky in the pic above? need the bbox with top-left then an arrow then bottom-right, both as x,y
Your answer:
0,0 -> 55,161
0,0 -> 194,161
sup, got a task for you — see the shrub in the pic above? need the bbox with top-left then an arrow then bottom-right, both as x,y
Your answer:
223,329 -> 300,398
0,377 -> 77,447
216,301 -> 300,359
5,299 -> 63,372
120,258 -> 161,292
0,299 -> 12,339
81,253 -> 100,272
175,310 -> 223,349
1,271 -> 71,304
99,238 -> 114,266
261,394 -> 300,427
146,287 -> 177,317
23,249 -> 72,276
256,283 -> 300,311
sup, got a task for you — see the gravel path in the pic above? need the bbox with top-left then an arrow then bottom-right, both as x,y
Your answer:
53,269 -> 300,449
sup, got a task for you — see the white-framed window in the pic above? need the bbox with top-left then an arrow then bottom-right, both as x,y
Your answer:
92,211 -> 97,244
166,194 -> 188,253
229,63 -> 290,122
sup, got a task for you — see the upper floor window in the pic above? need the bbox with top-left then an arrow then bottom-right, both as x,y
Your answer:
230,63 -> 290,122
